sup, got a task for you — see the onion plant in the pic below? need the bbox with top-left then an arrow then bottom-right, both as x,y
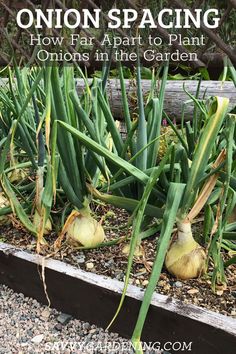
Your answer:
0,62 -> 166,250
49,65 -> 108,248
96,61 -> 169,207
164,97 -> 229,280
49,64 -> 233,351
0,65 -> 51,247
0,60 -> 235,354
122,95 -> 232,353
49,62 -> 173,248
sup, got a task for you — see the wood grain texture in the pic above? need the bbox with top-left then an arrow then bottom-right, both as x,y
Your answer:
76,79 -> 236,120
0,78 -> 235,120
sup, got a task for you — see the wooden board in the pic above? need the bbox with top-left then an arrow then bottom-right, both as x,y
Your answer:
1,78 -> 235,121
0,242 -> 235,354
76,79 -> 236,120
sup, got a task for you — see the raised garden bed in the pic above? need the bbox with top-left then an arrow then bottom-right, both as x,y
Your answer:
1,51 -> 236,354
0,241 -> 236,354
1,215 -> 236,318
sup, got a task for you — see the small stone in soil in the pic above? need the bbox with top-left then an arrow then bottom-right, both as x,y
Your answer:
216,290 -> 224,296
86,262 -> 94,270
231,310 -> 236,316
89,329 -> 97,334
164,284 -> 171,291
76,256 -> 86,264
142,280 -> 149,286
41,309 -> 50,318
31,334 -> 44,344
158,280 -> 166,287
105,259 -> 115,267
54,323 -> 63,331
115,273 -> 124,281
187,288 -> 199,295
82,322 -> 90,331
173,281 -> 183,288
57,313 -> 72,325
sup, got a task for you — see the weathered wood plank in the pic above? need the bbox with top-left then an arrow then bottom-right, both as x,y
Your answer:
76,79 -> 236,120
0,78 -> 235,120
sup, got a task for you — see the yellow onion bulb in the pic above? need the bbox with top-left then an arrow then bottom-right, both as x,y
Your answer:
66,213 -> 105,247
165,222 -> 206,280
33,210 -> 52,235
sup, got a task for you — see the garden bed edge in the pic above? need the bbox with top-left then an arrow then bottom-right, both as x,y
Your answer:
0,242 -> 235,354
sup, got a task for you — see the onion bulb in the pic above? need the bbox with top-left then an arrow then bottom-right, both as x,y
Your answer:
33,210 -> 52,235
66,212 -> 105,247
165,222 -> 206,280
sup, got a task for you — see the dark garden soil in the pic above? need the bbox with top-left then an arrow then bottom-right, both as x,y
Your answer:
1,204 -> 236,318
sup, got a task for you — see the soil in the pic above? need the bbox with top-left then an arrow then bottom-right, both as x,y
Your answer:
0,205 -> 236,319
